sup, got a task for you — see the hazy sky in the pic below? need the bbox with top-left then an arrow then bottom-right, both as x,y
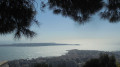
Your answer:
0,6 -> 120,45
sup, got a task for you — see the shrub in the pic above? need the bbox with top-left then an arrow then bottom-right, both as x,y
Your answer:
83,54 -> 116,67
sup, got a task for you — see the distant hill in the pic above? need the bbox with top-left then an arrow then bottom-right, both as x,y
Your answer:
0,43 -> 79,47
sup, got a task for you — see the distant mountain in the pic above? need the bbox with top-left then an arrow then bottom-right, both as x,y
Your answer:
0,43 -> 80,47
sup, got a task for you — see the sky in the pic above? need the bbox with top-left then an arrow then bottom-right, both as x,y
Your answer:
0,3 -> 120,45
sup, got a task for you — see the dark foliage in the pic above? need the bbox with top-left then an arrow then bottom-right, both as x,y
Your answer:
83,54 -> 116,67
0,0 -> 37,39
101,0 -> 120,22
83,59 -> 100,67
48,0 -> 120,23
1,0 -> 120,38
48,0 -> 103,24
34,63 -> 52,67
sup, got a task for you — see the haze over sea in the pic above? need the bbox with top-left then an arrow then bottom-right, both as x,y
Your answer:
0,43 -> 120,61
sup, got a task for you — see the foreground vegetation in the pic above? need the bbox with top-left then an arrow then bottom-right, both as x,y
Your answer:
33,54 -> 118,67
83,54 -> 116,67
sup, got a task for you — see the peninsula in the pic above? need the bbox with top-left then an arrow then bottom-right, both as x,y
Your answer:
0,43 -> 80,47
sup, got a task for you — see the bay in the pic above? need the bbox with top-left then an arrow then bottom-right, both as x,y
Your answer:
0,44 -> 120,61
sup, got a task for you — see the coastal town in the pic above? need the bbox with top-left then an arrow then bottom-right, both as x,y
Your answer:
1,49 -> 120,67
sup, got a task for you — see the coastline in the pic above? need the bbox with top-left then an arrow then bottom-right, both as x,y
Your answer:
6,49 -> 120,67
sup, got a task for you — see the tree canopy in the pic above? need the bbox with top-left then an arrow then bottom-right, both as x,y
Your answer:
48,0 -> 103,23
0,0 -> 37,39
48,0 -> 120,23
0,0 -> 120,38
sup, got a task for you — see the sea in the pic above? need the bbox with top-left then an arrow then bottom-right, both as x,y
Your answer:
0,44 -> 120,61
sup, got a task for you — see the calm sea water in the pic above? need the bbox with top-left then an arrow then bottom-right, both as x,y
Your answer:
0,44 -> 120,61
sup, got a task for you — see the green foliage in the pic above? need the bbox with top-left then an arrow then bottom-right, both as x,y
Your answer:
116,62 -> 120,67
83,54 -> 117,67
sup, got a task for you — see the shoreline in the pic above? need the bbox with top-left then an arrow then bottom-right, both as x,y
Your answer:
7,49 -> 120,67
0,61 -> 9,67
1,49 -> 120,62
